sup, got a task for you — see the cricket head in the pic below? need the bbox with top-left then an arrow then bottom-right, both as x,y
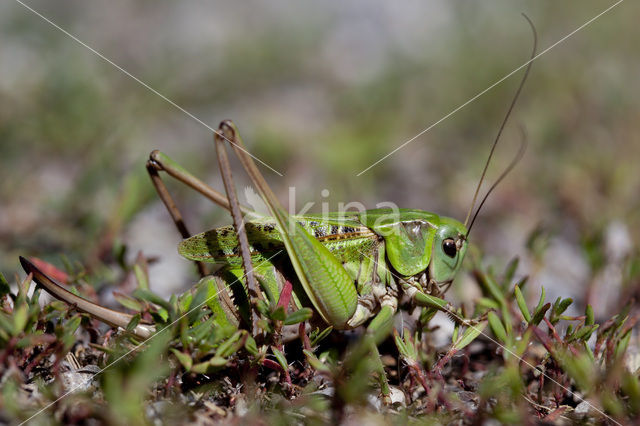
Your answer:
359,209 -> 468,292
429,216 -> 468,285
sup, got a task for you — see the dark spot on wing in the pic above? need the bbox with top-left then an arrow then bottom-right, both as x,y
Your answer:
330,225 -> 339,234
310,221 -> 319,226
314,228 -> 326,238
343,226 -> 355,233
263,224 -> 275,232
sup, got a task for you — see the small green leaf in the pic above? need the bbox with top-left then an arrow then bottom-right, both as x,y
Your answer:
615,329 -> 632,359
488,311 -> 508,343
394,328 -> 419,362
622,373 -> 640,415
133,264 -> 149,291
170,348 -> 193,371
208,356 -> 230,367
154,308 -> 169,323
514,285 -> 531,323
245,336 -> 258,356
30,288 -> 41,306
531,303 -> 551,326
188,315 -> 215,342
256,299 -> 270,317
405,335 -> 418,361
191,356 -> 228,373
310,326 -> 333,347
133,289 -> 172,311
0,315 -> 12,339
113,293 -> 143,312
583,341 -> 595,362
12,305 -> 28,335
565,324 -> 574,338
270,306 -> 286,321
303,349 -> 331,373
0,273 -> 10,297
476,297 -> 500,311
613,302 -> 632,330
515,275 -> 528,292
126,314 -> 141,332
190,361 -> 209,374
453,322 -> 486,351
216,330 -> 247,358
272,347 -> 289,372
17,273 -> 30,300
535,286 -> 546,313
178,292 -> 193,313
601,390 -> 624,417
66,315 -> 82,334
585,304 -> 594,326
561,351 -> 593,391
61,326 -> 77,349
419,307 -> 438,325
451,322 -> 460,344
554,298 -> 573,316
284,308 -> 313,325
569,324 -> 598,343
394,332 -> 409,359
479,274 -> 506,307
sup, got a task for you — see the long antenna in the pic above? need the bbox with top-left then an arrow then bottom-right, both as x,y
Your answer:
463,14 -> 537,229
466,128 -> 527,238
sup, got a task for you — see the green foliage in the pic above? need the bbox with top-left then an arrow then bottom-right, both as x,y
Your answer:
470,254 -> 640,423
3,233 -> 640,424
101,333 -> 172,425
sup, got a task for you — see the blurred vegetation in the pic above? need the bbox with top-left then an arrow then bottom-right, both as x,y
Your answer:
1,0 -> 639,424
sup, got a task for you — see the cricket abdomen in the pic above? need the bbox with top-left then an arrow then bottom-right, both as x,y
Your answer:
178,215 -> 378,268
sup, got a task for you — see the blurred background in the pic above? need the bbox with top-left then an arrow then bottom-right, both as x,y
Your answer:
1,0 -> 638,319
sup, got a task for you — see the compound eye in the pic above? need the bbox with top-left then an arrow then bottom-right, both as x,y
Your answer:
442,238 -> 457,258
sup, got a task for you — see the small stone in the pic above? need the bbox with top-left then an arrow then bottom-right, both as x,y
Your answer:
368,386 -> 406,410
388,386 -> 406,406
574,401 -> 591,414
60,370 -> 97,393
